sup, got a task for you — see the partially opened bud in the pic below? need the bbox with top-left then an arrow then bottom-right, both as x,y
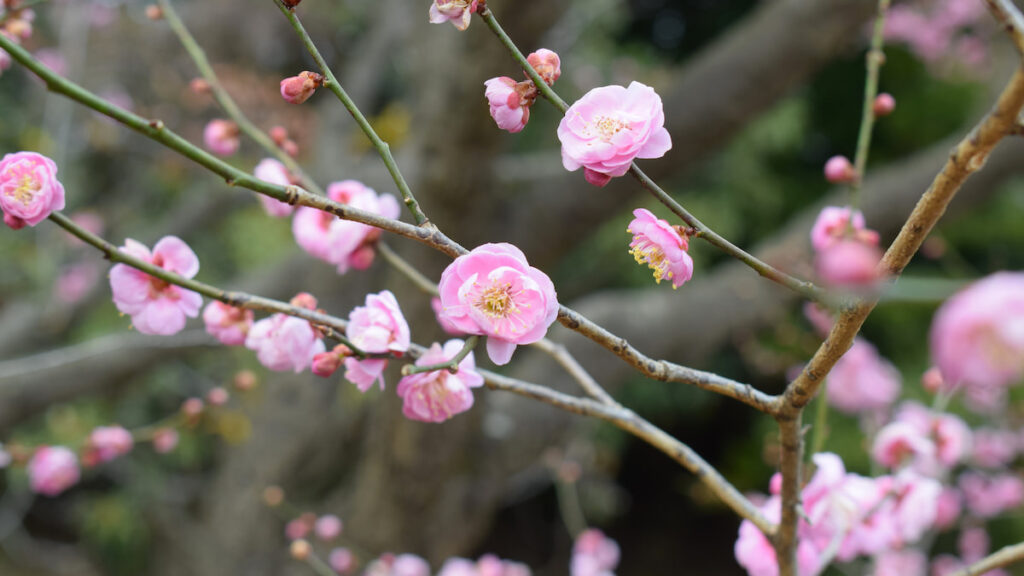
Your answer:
824,155 -> 856,184
289,292 -> 318,310
312,351 -> 343,378
206,387 -> 229,406
203,119 -> 240,156
280,71 -> 324,105
145,4 -> 162,20
290,539 -> 311,561
527,48 -> 561,85
189,78 -> 211,95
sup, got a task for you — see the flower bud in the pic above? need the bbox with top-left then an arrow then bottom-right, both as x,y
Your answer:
203,119 -> 240,157
233,369 -> 258,391
145,5 -> 163,20
527,49 -> 561,85
153,427 -> 179,454
290,539 -> 311,561
189,78 -> 211,95
922,366 -> 945,393
181,397 -> 204,418
315,515 -> 343,541
289,292 -> 318,310
312,351 -> 343,378
329,548 -> 356,574
280,71 -> 323,105
873,93 -> 896,117
262,485 -> 285,507
823,155 -> 856,184
206,386 -> 229,406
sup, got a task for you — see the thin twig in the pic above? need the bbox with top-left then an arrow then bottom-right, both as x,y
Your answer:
273,0 -> 431,227
377,242 -> 439,296
480,369 -> 776,536
476,4 -> 824,303
984,0 -> 1024,55
951,541 -> 1024,576
531,338 -> 620,407
849,0 -> 891,211
157,0 -> 322,195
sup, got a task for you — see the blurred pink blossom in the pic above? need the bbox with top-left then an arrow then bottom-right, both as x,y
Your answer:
571,529 -> 620,576
203,119 -> 239,157
827,338 -> 902,415
245,301 -> 325,373
253,158 -> 295,217
28,446 -> 80,496
87,426 -> 133,463
203,301 -> 254,346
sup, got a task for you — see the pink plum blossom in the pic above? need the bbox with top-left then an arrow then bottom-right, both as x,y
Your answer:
203,119 -> 239,156
390,554 -> 431,576
873,422 -> 936,469
253,158 -> 295,217
55,261 -> 101,304
279,71 -> 323,104
314,514 -> 343,541
891,402 -> 972,471
826,338 -> 902,414
432,297 -> 463,335
396,339 -> 484,423
571,529 -> 620,576
87,426 -> 134,464
558,82 -> 672,187
930,272 -> 1024,396
959,472 -> 1024,518
527,49 -> 561,85
873,550 -> 927,576
28,446 -> 80,496
245,296 -> 326,373
437,243 -> 559,366
0,151 -> 65,229
437,559 -> 478,576
824,155 -> 856,183
484,77 -> 531,133
207,387 -> 229,406
934,488 -> 962,531
971,428 -> 1017,468
344,290 -> 410,391
874,93 -> 896,117
810,206 -> 876,253
428,0 -> 478,31
203,301 -> 254,346
292,180 -> 399,273
312,345 -> 349,378
959,526 -> 990,563
65,210 -> 105,246
816,238 -> 883,287
109,236 -> 203,335
627,208 -> 693,289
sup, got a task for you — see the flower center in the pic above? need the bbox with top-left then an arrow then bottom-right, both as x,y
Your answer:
475,282 -> 518,319
630,238 -> 672,284
6,174 -> 40,206
594,115 -> 629,140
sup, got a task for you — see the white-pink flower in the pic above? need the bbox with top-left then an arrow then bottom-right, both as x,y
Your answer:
428,0 -> 478,31
437,243 -> 559,366
253,158 -> 296,217
109,236 -> 203,335
484,77 -> 531,133
872,422 -> 936,469
627,208 -> 693,289
28,446 -> 80,497
816,238 -> 883,287
930,272 -> 1024,395
203,301 -> 254,346
0,151 -> 65,229
558,82 -> 672,187
396,339 -> 484,423
87,426 -> 134,463
571,529 -> 620,576
344,290 -> 410,391
826,338 -> 902,414
245,302 -> 326,373
203,119 -> 239,157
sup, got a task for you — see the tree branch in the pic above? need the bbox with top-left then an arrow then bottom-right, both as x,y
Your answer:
951,542 -> 1024,576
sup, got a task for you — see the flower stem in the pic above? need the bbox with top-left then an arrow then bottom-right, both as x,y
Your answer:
273,0 -> 431,227
402,336 -> 479,375
849,0 -> 891,212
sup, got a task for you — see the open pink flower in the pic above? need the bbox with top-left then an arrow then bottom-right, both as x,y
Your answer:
344,290 -> 410,391
816,238 -> 883,287
110,236 -> 203,335
872,422 -> 936,469
571,529 -> 620,576
826,338 -> 901,414
893,402 -> 972,470
245,300 -> 326,373
930,272 -> 1024,394
203,301 -> 254,346
396,339 -> 484,423
293,180 -> 399,273
627,208 -> 693,289
484,77 -> 531,133
253,158 -> 296,217
0,151 -> 65,229
558,82 -> 672,187
428,0 -> 478,31
437,243 -> 559,366
971,427 -> 1017,468
87,426 -> 134,464
203,119 -> 239,157
28,446 -> 80,496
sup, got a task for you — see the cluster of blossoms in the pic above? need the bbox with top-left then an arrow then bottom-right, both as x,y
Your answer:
0,2 -> 33,78
885,0 -> 991,72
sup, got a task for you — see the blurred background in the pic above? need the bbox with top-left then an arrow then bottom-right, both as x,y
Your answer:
1,0 -> 1024,574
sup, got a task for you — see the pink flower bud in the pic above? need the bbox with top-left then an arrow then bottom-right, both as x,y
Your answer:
203,301 -> 254,346
206,386 -> 229,406
290,292 -> 318,310
88,426 -> 134,464
286,517 -> 311,541
921,366 -> 945,392
279,71 -> 323,105
0,152 -> 66,229
153,427 -> 179,453
527,48 -> 561,85
203,119 -> 239,157
234,370 -> 258,390
189,78 -> 211,95
484,77 -> 532,133
28,446 -> 80,496
329,548 -> 356,574
314,514 -> 343,541
823,155 -> 856,184
182,397 -> 204,418
873,93 -> 896,117
312,350 -> 343,378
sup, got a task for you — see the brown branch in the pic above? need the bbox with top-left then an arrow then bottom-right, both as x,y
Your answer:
951,542 -> 1024,576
